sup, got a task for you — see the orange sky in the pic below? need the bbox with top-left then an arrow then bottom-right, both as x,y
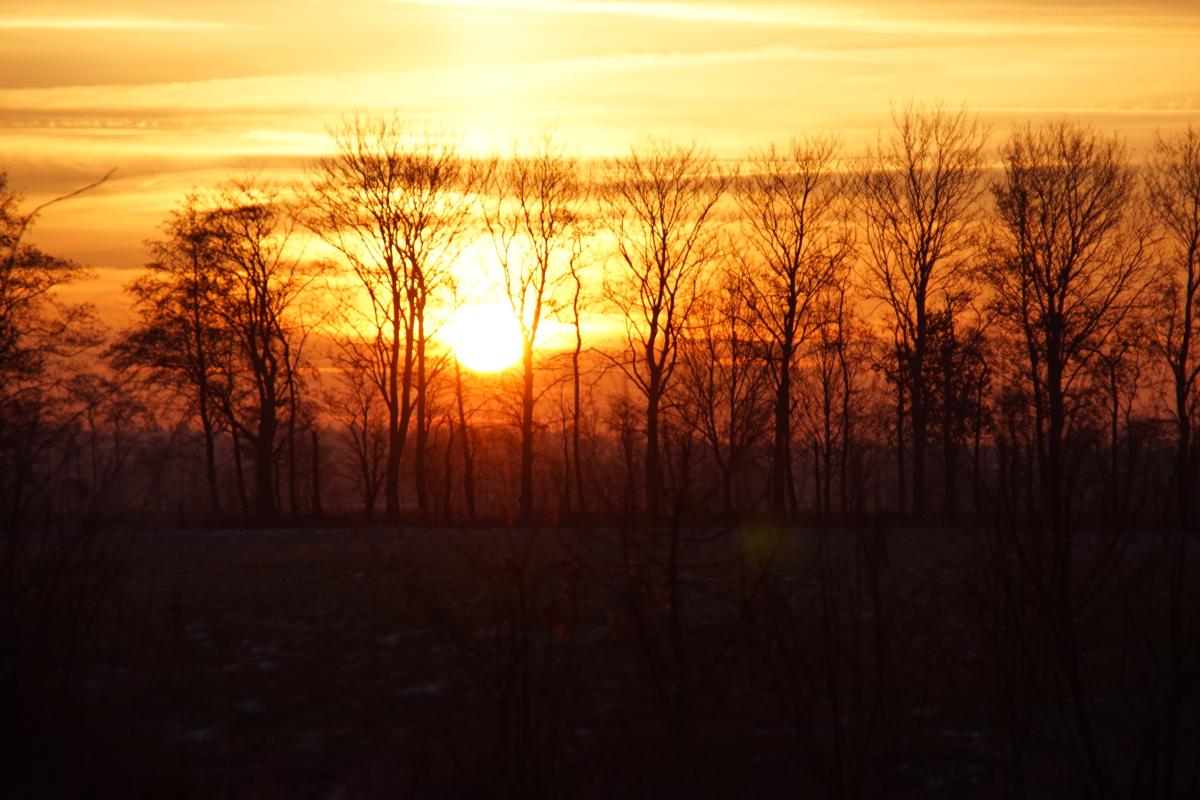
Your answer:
4,0 -> 1199,322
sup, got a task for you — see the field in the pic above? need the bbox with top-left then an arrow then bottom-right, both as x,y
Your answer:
7,522 -> 1196,798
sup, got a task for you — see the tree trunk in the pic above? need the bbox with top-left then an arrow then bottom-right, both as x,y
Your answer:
720,462 -> 729,520
385,404 -> 401,519
910,356 -> 927,520
838,330 -> 853,518
254,423 -> 276,521
1046,353 -> 1065,536
1108,367 -> 1121,522
560,409 -> 573,518
813,444 -> 823,518
519,341 -> 535,526
311,428 -> 323,517
454,359 -> 477,523
199,392 -> 219,518
443,419 -> 455,522
942,352 -> 958,520
572,325 -> 586,519
287,410 -> 298,517
232,429 -> 248,517
645,385 -> 661,521
895,374 -> 907,517
822,376 -> 834,518
771,356 -> 792,519
385,293 -> 412,520
1175,364 -> 1193,528
415,312 -> 429,520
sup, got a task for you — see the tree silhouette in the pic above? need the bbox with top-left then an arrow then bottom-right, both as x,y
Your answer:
111,195 -> 231,516
1147,126 -> 1200,528
675,270 -> 769,515
327,356 -> 388,518
988,121 -> 1150,534
985,122 -> 1151,793
923,307 -> 991,518
0,169 -> 108,528
798,272 -> 860,518
602,141 -> 727,520
205,180 -> 312,521
307,116 -> 480,520
483,137 -> 588,525
855,104 -> 986,519
736,136 -> 850,518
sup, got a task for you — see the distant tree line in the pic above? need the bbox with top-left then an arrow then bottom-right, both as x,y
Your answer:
1,106 -> 1199,532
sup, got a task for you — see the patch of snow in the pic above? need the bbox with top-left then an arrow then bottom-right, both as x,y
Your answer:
184,623 -> 210,642
238,699 -> 265,715
185,727 -> 215,743
394,680 -> 449,699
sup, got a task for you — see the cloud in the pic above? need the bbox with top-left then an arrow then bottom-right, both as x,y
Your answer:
3,0 -> 1196,275
387,0 -> 1191,37
0,16 -> 241,30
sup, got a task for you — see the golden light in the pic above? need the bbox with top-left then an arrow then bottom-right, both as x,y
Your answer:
445,301 -> 523,373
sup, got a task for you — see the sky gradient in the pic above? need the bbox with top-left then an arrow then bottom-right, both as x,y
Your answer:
4,0 -> 1199,319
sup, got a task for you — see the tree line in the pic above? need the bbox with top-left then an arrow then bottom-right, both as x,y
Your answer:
2,105 -> 1200,532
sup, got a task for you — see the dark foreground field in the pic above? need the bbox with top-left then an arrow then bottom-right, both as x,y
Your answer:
6,522 -> 1198,798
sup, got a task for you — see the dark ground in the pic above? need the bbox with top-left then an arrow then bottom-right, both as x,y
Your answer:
5,522 -> 1194,798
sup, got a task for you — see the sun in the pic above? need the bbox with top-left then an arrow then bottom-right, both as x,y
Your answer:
445,302 -> 523,373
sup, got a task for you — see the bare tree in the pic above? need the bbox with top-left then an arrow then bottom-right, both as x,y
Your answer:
111,195 -> 231,517
1090,321 -> 1151,525
676,270 -> 769,516
924,306 -> 991,519
1142,129 -> 1200,796
206,179 -> 312,521
737,136 -> 850,518
483,138 -> 588,525
328,357 -> 387,518
1147,126 -> 1200,527
602,141 -> 727,520
451,355 -> 478,523
0,170 -> 123,778
855,104 -> 986,519
566,227 -> 590,519
307,116 -> 481,520
986,121 -> 1151,793
442,281 -> 481,523
798,273 -> 858,519
988,121 -> 1150,533
0,169 -> 109,529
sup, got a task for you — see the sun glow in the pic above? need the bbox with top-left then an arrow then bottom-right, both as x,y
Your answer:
445,302 -> 524,373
